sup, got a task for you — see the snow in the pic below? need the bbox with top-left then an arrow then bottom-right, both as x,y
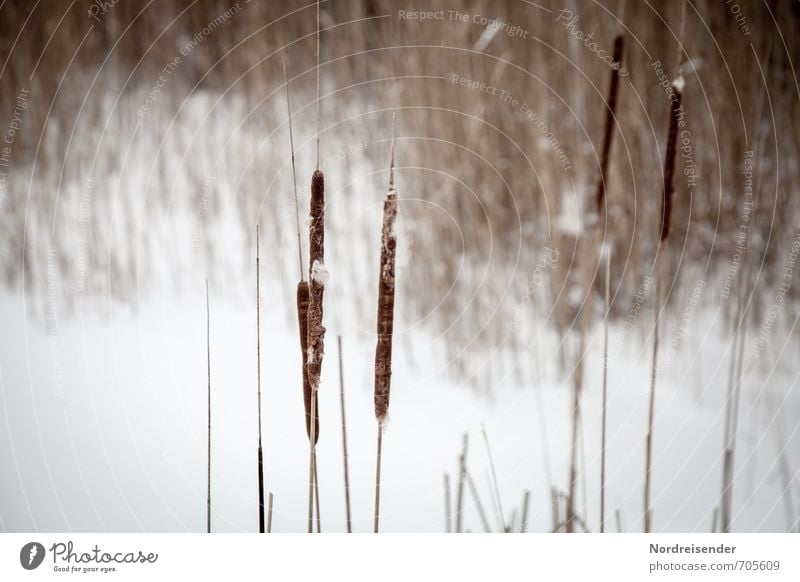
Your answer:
1,279 -> 796,532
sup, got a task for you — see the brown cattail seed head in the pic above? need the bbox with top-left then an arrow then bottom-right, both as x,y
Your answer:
306,170 -> 326,409
374,190 -> 398,422
594,34 -> 624,213
296,281 -> 318,443
660,77 -> 683,242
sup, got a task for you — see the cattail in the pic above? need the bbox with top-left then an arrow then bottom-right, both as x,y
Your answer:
373,115 -> 398,533
567,35 -> 625,533
644,73 -> 684,533
305,0 -> 326,533
594,34 -> 624,212
256,225 -> 266,534
205,278 -> 211,534
659,79 -> 683,241
296,281 -> 317,441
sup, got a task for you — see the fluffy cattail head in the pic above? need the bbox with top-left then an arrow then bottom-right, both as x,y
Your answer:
660,76 -> 684,242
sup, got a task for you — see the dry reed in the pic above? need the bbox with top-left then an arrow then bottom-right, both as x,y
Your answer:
444,473 -> 452,533
267,492 -> 274,533
567,33 -> 625,533
644,75 -> 683,533
256,225 -> 265,534
337,336 -> 353,533
600,250 -> 610,533
373,115 -> 398,533
206,278 -> 211,534
456,434 -> 468,533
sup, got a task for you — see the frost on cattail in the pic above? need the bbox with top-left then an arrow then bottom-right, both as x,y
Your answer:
306,169 -> 326,402
660,76 -> 683,242
374,189 -> 398,422
310,260 -> 329,285
296,280 -> 318,443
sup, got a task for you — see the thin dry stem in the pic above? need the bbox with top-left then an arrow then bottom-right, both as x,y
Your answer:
601,250 -> 610,533
282,55 -> 305,280
337,336 -> 352,533
206,278 -> 211,534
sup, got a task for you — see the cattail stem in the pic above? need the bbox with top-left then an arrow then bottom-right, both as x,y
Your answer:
600,250 -> 610,533
256,225 -> 265,534
267,492 -> 274,533
206,278 -> 211,534
456,434 -> 468,533
314,460 -> 321,533
645,76 -> 683,533
307,387 -> 318,533
282,55 -> 304,280
465,470 -> 492,533
444,473 -> 452,533
521,490 -> 530,533
337,336 -> 352,532
481,424 -> 505,532
374,422 -> 384,533
315,0 -> 321,170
